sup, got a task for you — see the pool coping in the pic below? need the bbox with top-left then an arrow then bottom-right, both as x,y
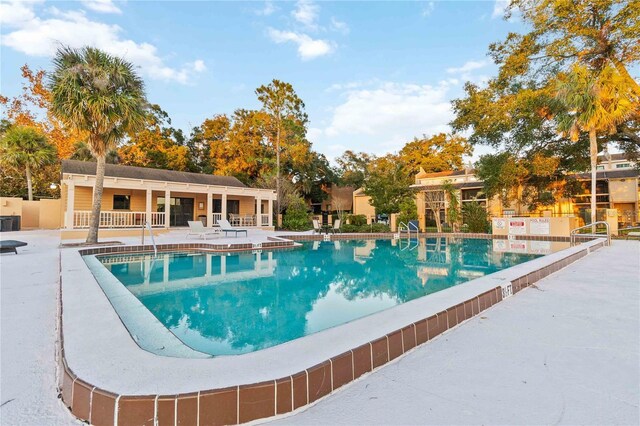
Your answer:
57,234 -> 607,425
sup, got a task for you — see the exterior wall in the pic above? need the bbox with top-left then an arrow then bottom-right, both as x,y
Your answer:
609,179 -> 638,203
73,187 -> 149,212
21,201 -> 40,228
39,199 -> 63,229
0,197 -> 23,216
353,194 -> 375,217
0,197 -> 63,229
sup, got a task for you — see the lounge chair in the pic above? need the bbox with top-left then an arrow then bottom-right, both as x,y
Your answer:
187,221 -> 220,239
313,219 -> 321,234
218,219 -> 248,237
331,219 -> 341,234
0,240 -> 28,254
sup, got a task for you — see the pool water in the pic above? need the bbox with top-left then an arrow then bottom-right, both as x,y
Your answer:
98,238 -> 542,356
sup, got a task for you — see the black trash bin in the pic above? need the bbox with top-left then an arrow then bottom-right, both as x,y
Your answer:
198,215 -> 207,226
0,218 -> 14,232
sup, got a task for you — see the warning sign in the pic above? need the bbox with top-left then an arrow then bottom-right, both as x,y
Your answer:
508,219 -> 526,235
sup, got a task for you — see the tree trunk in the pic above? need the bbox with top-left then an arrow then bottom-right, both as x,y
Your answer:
589,128 -> 598,232
275,115 -> 281,221
434,209 -> 442,233
87,154 -> 107,244
25,163 -> 33,201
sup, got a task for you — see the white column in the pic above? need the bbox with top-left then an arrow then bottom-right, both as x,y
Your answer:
65,181 -> 75,229
221,193 -> 228,222
206,190 -> 213,227
145,189 -> 152,226
164,189 -> 170,229
256,196 -> 262,227
268,197 -> 274,227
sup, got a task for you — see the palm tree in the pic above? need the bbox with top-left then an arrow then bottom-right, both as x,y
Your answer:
555,64 -> 638,227
49,46 -> 147,243
0,126 -> 57,200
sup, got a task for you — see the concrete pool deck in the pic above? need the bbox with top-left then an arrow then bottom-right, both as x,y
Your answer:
0,230 -> 638,425
272,240 -> 640,425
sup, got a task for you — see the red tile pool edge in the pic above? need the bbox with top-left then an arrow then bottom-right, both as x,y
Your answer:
57,238 -> 606,425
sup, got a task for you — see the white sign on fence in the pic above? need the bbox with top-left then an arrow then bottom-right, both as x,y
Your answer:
493,218 -> 506,230
529,218 -> 550,235
508,219 -> 527,235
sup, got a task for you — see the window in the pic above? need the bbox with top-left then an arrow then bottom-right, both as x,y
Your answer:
596,165 -> 605,170
113,195 -> 130,210
461,188 -> 486,202
616,163 -> 631,169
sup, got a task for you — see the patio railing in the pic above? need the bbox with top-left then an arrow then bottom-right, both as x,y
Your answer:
73,211 -> 165,228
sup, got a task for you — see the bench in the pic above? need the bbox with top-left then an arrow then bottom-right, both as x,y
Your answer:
626,232 -> 640,240
0,240 -> 28,254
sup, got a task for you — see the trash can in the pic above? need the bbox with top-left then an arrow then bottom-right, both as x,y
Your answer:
0,218 -> 14,232
198,215 -> 207,226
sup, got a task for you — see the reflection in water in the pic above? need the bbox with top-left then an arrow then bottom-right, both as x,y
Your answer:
100,238 -> 541,355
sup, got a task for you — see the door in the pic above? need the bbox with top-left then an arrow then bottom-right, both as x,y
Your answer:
157,197 -> 194,226
172,198 -> 194,226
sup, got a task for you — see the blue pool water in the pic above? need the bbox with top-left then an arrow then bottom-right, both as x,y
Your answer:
98,238 -> 543,356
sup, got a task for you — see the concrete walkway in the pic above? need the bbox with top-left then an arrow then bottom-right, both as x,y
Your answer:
272,241 -> 640,425
0,230 -> 79,425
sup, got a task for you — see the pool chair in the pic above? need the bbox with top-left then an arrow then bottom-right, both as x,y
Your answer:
0,240 -> 28,254
331,219 -> 342,233
217,219 -> 249,238
313,219 -> 321,234
187,221 -> 220,239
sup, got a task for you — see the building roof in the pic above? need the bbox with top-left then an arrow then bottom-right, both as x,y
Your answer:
411,181 -> 484,191
596,153 -> 633,162
573,169 -> 639,180
61,160 -> 247,188
415,168 -> 470,179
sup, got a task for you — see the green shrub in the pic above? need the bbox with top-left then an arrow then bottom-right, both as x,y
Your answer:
348,214 -> 367,226
462,201 -> 489,233
341,224 -> 360,233
282,196 -> 311,231
369,223 -> 391,232
340,223 -> 391,233
397,197 -> 418,226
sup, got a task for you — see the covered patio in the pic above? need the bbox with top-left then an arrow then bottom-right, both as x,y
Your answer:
61,160 -> 276,233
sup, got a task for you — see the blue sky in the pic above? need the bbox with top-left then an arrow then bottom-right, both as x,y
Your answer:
1,0 -> 522,161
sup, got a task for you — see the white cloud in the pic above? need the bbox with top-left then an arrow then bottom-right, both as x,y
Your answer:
330,17 -> 349,34
292,0 -> 319,29
492,0 -> 508,19
267,28 -> 333,60
315,81 -> 454,158
191,59 -> 206,72
446,60 -> 488,74
0,2 -> 205,84
0,0 -> 42,27
421,1 -> 435,17
81,0 -> 122,14
254,0 -> 276,16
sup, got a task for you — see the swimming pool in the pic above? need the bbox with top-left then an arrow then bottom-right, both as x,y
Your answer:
94,238 -> 545,356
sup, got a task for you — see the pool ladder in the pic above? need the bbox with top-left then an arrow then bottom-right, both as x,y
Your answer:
141,221 -> 158,256
569,221 -> 611,246
398,221 -> 419,251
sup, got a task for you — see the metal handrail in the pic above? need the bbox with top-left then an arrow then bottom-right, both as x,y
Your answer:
570,221 -> 611,246
141,221 -> 158,256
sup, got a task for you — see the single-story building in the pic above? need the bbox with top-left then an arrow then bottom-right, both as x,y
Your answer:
60,160 -> 276,238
